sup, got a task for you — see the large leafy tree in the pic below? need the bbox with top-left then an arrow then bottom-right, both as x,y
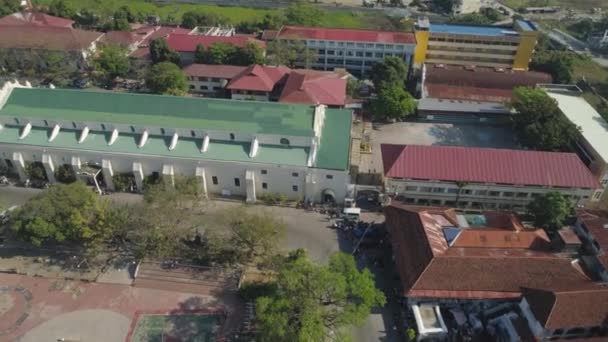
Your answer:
11,182 -> 123,248
0,0 -> 20,16
146,62 -> 188,95
207,209 -> 286,264
93,43 -> 130,87
48,0 -> 75,19
373,84 -> 416,120
149,38 -> 181,65
531,50 -> 574,84
255,250 -> 386,342
195,42 -> 237,65
181,11 -> 226,29
266,39 -> 316,68
369,56 -> 407,90
284,2 -> 325,26
232,42 -> 266,65
527,192 -> 572,231
510,87 -> 580,151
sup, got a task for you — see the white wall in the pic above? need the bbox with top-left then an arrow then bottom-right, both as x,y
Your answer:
0,144 -> 349,202
386,178 -> 598,211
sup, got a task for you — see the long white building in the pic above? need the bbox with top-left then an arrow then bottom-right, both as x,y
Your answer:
270,26 -> 417,77
0,82 -> 352,203
381,144 -> 602,212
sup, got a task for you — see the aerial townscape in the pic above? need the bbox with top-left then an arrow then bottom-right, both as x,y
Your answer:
0,0 -> 608,341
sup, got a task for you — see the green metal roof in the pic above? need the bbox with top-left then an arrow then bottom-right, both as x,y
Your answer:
0,88 -> 315,137
315,108 -> 351,170
0,126 -> 310,167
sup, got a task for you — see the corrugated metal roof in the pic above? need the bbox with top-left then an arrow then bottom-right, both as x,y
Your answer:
417,98 -> 510,115
182,64 -> 246,79
381,144 -> 600,189
277,25 -> 416,44
167,33 -> 265,52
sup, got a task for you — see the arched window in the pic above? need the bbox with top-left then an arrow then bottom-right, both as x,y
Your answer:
280,138 -> 290,145
229,133 -> 235,141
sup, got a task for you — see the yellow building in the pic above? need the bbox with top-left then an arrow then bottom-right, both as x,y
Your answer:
414,17 -> 538,70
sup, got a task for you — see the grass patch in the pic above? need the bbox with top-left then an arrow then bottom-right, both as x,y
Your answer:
572,55 -> 608,85
32,0 -> 391,29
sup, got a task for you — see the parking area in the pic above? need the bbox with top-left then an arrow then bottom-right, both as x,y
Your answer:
359,122 -> 518,174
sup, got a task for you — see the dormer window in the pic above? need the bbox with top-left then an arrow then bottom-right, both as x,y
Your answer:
280,138 -> 290,145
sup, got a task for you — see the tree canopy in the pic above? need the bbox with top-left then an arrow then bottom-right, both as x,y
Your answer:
373,84 -> 416,120
11,182 -> 123,248
510,87 -> 580,151
266,39 -> 316,68
284,2 -> 325,26
369,56 -> 407,90
255,250 -> 386,342
0,0 -> 20,16
181,11 -> 227,29
195,42 -> 265,66
527,192 -> 572,231
146,62 -> 188,95
48,0 -> 75,19
149,38 -> 181,65
93,43 -> 130,87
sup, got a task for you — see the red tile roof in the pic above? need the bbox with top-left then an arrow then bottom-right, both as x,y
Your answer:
130,26 -> 192,59
450,229 -> 551,249
0,25 -> 103,51
0,11 -> 74,28
167,34 -> 266,53
523,287 -> 608,329
277,25 -> 416,44
381,144 -> 600,189
279,70 -> 347,106
102,31 -> 141,47
385,204 -> 597,301
226,65 -> 290,92
576,209 -> 608,270
182,64 -> 246,79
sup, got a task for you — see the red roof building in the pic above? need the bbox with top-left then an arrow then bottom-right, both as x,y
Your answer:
574,209 -> 608,281
276,25 -> 416,44
278,70 -> 347,107
0,11 -> 74,28
522,287 -> 608,331
422,64 -> 552,102
386,204 -> 608,340
382,144 -> 599,189
381,144 -> 601,211
167,34 -> 265,52
385,204 -> 593,300
225,65 -> 290,100
183,64 -> 246,80
269,25 -> 416,77
0,25 -> 103,52
129,26 -> 192,59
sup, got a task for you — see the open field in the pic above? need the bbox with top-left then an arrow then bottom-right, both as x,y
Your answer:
32,0 -> 395,29
500,0 -> 607,10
